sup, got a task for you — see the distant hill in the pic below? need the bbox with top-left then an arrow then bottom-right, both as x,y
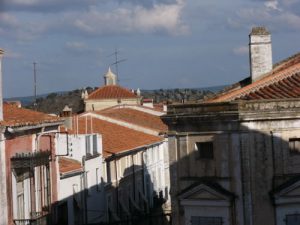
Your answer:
5,95 -> 46,106
5,85 -> 227,114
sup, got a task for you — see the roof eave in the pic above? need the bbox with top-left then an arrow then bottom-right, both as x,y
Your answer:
6,120 -> 64,133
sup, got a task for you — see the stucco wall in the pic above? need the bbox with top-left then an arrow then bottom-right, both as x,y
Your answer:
5,134 -> 33,225
85,98 -> 140,111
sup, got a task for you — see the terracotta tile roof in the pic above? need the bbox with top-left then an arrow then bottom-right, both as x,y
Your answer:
207,52 -> 300,102
1,103 -> 63,127
94,108 -> 168,133
87,85 -> 138,100
59,157 -> 82,174
67,116 -> 163,158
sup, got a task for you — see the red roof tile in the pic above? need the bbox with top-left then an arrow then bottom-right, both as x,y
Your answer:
207,53 -> 300,102
87,85 -> 138,100
67,116 -> 162,158
59,157 -> 82,174
94,108 -> 168,133
1,103 -> 63,127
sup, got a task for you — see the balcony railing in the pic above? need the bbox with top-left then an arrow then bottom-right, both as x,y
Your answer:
13,213 -> 49,225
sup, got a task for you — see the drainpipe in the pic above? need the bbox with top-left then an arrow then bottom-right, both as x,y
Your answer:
113,156 -> 119,216
141,150 -> 148,213
131,154 -> 136,201
270,131 -> 276,188
82,156 -> 88,225
239,137 -> 247,225
270,131 -> 278,225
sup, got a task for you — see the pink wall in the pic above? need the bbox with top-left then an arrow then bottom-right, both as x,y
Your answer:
5,131 -> 59,225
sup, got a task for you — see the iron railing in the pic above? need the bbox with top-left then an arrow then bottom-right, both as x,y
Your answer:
13,213 -> 49,225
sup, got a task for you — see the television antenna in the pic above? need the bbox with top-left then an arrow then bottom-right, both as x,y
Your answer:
108,49 -> 127,82
33,62 -> 37,109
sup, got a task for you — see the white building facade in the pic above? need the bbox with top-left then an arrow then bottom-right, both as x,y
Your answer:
56,132 -> 106,225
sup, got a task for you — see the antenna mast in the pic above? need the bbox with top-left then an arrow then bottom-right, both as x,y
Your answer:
33,62 -> 37,109
109,49 -> 126,82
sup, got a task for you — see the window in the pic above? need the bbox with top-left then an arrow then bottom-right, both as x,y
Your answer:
85,171 -> 91,195
195,142 -> 214,159
102,163 -> 107,183
85,136 -> 91,155
16,181 -> 25,219
106,162 -> 111,183
126,155 -> 131,168
134,153 -> 141,166
143,152 -> 148,164
93,135 -> 98,154
286,214 -> 300,225
117,159 -> 122,179
289,138 -> 300,154
86,134 -> 99,156
191,216 -> 222,225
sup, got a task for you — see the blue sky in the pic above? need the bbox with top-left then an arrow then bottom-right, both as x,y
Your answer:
0,0 -> 300,97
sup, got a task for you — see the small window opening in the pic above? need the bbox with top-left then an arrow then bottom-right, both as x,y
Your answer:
289,138 -> 300,154
195,142 -> 214,159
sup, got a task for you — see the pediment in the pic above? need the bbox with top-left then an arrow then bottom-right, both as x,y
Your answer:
178,183 -> 234,201
274,179 -> 300,198
283,186 -> 300,197
187,189 -> 225,200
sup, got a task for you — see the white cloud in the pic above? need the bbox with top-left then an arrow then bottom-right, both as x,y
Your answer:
72,1 -> 188,35
228,0 -> 300,31
0,13 -> 19,27
282,0 -> 299,6
233,46 -> 248,55
4,49 -> 22,58
277,12 -> 300,29
264,0 -> 281,11
1,0 -> 188,42
0,12 -> 53,41
65,41 -> 88,50
9,0 -> 38,5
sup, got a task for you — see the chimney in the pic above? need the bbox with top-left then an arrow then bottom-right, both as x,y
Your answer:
104,67 -> 117,86
61,105 -> 73,129
0,49 -> 4,121
249,27 -> 273,82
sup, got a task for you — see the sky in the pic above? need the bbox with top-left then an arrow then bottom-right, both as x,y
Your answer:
0,0 -> 300,98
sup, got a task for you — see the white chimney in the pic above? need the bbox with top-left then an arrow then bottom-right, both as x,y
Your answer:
249,27 -> 273,82
0,49 -> 4,120
104,67 -> 117,86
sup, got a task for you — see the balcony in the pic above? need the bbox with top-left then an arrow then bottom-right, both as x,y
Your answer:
13,212 -> 50,225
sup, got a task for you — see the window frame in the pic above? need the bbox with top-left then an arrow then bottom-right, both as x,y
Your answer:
195,141 -> 214,159
289,138 -> 300,155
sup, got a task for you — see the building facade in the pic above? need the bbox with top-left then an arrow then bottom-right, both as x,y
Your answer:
56,132 -> 105,225
162,27 -> 300,225
3,103 -> 64,225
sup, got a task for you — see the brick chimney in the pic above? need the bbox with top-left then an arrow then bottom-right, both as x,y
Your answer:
249,27 -> 273,82
0,49 -> 4,120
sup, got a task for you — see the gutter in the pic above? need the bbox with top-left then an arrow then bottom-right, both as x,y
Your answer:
105,141 -> 163,160
60,170 -> 83,179
6,121 -> 64,133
